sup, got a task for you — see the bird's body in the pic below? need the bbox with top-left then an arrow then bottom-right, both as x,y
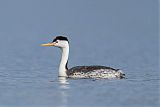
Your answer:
67,66 -> 124,79
41,36 -> 125,79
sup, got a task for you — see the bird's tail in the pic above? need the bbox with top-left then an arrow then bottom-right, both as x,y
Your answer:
118,69 -> 125,79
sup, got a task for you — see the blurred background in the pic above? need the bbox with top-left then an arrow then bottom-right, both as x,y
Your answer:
0,0 -> 159,107
0,0 -> 158,66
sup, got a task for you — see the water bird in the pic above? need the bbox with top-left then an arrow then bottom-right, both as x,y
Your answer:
41,36 -> 125,79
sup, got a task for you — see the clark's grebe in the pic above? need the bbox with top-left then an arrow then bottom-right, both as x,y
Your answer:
41,36 -> 125,79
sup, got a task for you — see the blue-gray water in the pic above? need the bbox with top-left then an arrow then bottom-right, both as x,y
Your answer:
0,0 -> 159,107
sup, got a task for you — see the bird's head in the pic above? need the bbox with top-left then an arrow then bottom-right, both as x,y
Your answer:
41,36 -> 69,48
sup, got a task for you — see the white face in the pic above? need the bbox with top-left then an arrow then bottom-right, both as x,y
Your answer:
53,40 -> 69,48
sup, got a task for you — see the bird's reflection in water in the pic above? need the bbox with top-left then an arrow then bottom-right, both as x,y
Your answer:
58,77 -> 70,89
58,77 -> 70,107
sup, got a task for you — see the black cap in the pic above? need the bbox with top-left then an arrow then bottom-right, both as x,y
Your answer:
52,36 -> 68,42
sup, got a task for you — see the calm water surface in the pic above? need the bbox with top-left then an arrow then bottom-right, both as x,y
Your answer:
0,35 -> 159,107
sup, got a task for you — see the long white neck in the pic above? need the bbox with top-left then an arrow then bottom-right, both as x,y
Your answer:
59,45 -> 69,77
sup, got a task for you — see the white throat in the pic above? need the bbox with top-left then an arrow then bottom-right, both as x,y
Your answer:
59,45 -> 69,77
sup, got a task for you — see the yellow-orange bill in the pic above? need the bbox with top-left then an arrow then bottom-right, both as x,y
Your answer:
41,43 -> 55,46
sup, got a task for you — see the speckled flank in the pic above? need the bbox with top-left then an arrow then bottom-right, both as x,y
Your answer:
67,66 -> 125,79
